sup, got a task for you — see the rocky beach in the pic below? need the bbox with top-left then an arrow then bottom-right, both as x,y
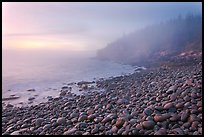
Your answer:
2,55 -> 202,135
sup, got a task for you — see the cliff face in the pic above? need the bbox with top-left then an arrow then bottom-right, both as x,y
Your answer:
96,15 -> 202,66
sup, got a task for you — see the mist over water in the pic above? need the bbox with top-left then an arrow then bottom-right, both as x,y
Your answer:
2,49 -> 136,98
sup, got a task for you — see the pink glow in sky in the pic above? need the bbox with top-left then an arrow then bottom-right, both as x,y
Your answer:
2,2 -> 201,51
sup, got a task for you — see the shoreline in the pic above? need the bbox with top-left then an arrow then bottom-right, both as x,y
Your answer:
2,59 -> 202,135
2,62 -> 143,108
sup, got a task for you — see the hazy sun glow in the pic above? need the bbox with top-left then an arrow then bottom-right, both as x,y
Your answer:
13,40 -> 47,49
2,2 -> 202,51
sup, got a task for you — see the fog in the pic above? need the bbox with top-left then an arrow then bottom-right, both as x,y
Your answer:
97,14 -> 202,65
2,2 -> 202,54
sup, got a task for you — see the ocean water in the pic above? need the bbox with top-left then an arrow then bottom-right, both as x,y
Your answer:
2,49 -> 137,106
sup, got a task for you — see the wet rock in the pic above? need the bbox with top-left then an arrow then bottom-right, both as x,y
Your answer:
63,127 -> 77,135
107,113 -> 118,119
166,85 -> 177,94
129,119 -> 137,125
172,128 -> 184,135
170,93 -> 177,101
193,131 -> 199,135
142,121 -> 155,129
27,89 -> 35,91
154,106 -> 163,111
168,107 -> 177,113
56,117 -> 66,125
87,114 -> 96,121
154,113 -> 171,122
91,127 -> 99,134
78,115 -> 87,122
136,93 -> 142,97
87,109 -> 95,115
99,126 -> 105,131
10,131 -> 20,135
6,104 -> 14,108
144,108 -> 153,116
21,123 -> 29,128
117,98 -> 129,105
198,128 -> 202,134
181,110 -> 190,122
170,114 -> 180,122
28,97 -> 35,101
83,132 -> 91,135
191,121 -> 199,129
43,124 -> 51,130
75,122 -> 88,129
5,126 -> 14,133
164,102 -> 174,109
106,103 -> 113,109
59,91 -> 66,96
191,109 -> 198,114
35,118 -> 44,127
175,103 -> 184,109
154,128 -> 167,135
115,118 -> 125,128
62,86 -> 68,89
183,122 -> 191,128
131,128 -> 139,135
81,84 -> 88,90
2,96 -> 20,101
101,117 -> 112,123
94,117 -> 103,123
146,116 -> 154,121
70,112 -> 79,119
94,104 -> 102,110
184,96 -> 191,102
197,101 -> 202,107
188,114 -> 200,123
111,126 -> 118,133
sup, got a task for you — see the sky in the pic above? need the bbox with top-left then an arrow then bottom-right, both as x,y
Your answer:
2,2 -> 202,51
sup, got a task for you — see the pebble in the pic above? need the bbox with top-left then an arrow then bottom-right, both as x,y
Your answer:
57,117 -> 66,125
27,89 -> 35,91
154,128 -> 167,135
154,106 -> 163,111
142,121 -> 155,129
129,119 -> 137,125
28,97 -> 35,101
101,117 -> 112,123
166,85 -> 177,94
63,127 -> 77,135
175,103 -> 184,109
170,93 -> 177,101
183,122 -> 191,128
111,126 -> 118,133
164,102 -> 174,109
154,113 -> 171,122
144,108 -> 153,116
10,131 -> 20,135
43,124 -> 51,130
188,114 -> 200,123
91,127 -> 99,134
2,61 -> 202,135
170,114 -> 180,122
78,115 -> 87,122
87,114 -> 96,121
131,128 -> 139,135
115,118 -> 125,128
181,110 -> 189,122
35,118 -> 44,127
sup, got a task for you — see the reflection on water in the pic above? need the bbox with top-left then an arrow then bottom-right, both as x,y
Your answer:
2,49 -> 136,106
